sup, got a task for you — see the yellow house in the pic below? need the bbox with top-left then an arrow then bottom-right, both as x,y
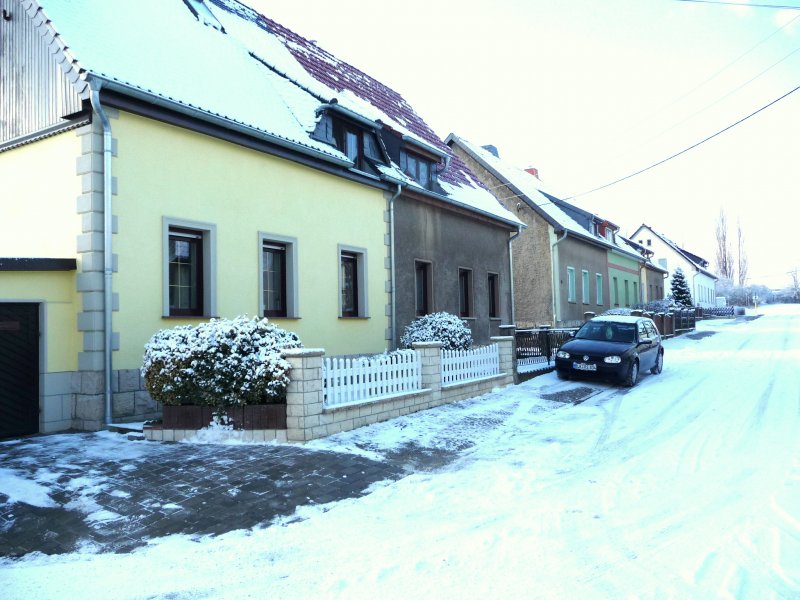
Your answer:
1,0 -> 521,437
0,0 -> 399,434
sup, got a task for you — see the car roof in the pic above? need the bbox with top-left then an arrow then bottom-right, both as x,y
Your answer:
588,316 -> 652,324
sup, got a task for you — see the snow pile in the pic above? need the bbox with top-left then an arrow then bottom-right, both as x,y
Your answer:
399,312 -> 473,350
142,316 -> 301,406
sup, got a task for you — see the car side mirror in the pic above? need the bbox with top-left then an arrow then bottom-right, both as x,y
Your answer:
569,331 -> 576,338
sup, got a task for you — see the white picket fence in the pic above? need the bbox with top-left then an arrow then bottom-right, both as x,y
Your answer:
323,351 -> 422,408
441,343 -> 500,386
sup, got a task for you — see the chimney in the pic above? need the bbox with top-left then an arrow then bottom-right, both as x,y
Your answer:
525,167 -> 539,179
481,144 -> 499,158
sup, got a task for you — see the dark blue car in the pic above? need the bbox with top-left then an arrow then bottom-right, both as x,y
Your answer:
554,316 -> 664,387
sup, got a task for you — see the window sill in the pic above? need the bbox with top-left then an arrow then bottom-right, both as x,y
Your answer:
162,315 -> 219,320
266,316 -> 301,320
489,317 -> 502,322
339,316 -> 370,320
460,316 -> 476,321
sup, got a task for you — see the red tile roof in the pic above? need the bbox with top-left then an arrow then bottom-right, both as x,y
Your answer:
254,14 -> 475,187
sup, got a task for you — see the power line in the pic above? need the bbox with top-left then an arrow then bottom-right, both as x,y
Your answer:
618,13 -> 800,141
628,42 -> 800,151
674,0 -> 800,9
563,81 -> 800,200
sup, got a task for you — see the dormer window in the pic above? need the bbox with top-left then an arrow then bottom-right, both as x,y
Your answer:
315,115 -> 383,174
400,150 -> 435,190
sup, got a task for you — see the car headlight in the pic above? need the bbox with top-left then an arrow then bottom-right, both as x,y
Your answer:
556,350 -> 570,359
603,356 -> 622,364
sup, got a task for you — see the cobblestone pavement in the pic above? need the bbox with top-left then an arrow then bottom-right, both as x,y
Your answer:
0,433 -> 460,557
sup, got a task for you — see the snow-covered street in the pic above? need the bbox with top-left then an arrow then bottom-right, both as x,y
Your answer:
2,305 -> 799,599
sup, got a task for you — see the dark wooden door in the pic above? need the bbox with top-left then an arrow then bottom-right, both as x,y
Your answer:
0,303 -> 39,438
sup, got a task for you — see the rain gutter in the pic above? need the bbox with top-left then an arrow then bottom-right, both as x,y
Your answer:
551,229 -> 568,325
508,227 -> 522,325
89,87 -> 114,427
389,183 -> 403,349
90,76 -> 353,168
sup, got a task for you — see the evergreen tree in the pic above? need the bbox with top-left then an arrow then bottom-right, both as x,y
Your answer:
671,267 -> 693,307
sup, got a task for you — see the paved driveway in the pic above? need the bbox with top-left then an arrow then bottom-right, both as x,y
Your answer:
0,435 -> 412,556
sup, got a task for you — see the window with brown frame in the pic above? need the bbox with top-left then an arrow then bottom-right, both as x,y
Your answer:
458,268 -> 473,318
263,242 -> 287,318
340,252 -> 359,317
168,227 -> 203,316
415,261 -> 432,316
488,273 -> 500,318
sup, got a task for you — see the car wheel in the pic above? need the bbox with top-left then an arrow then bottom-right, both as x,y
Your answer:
557,370 -> 570,380
650,350 -> 663,375
624,360 -> 639,387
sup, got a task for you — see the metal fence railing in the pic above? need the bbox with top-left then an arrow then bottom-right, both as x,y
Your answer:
698,306 -> 735,318
515,328 -> 578,373
441,344 -> 500,386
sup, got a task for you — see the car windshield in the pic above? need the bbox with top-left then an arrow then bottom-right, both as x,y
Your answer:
575,321 -> 636,343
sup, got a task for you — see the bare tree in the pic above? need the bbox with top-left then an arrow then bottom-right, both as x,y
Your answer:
790,268 -> 800,302
715,208 -> 734,280
737,219 -> 748,287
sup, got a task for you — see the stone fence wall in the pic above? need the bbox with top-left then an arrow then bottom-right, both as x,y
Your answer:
282,336 -> 515,442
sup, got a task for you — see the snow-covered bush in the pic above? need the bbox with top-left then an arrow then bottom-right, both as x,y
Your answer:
399,312 -> 473,351
142,316 -> 302,407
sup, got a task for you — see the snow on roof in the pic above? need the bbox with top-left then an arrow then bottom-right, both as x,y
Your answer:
34,0 -> 348,161
451,135 -> 650,259
449,135 -> 604,237
636,224 -> 718,279
30,0 -> 517,226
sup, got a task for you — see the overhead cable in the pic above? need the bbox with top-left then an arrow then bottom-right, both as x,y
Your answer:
563,81 -> 800,200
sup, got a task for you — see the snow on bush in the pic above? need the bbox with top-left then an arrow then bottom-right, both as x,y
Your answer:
142,316 -> 302,407
399,312 -> 473,351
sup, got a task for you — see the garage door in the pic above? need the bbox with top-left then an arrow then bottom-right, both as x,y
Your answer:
0,303 -> 39,438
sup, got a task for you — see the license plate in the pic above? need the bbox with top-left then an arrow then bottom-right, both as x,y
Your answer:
573,362 -> 596,371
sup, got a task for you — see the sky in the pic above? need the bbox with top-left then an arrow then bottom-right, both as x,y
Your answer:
3,305 -> 800,597
247,0 -> 800,290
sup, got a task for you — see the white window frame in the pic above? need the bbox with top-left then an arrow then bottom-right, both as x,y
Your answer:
596,273 -> 603,305
567,267 -> 576,303
258,232 -> 299,319
581,270 -> 590,304
338,244 -> 369,318
162,217 -> 216,317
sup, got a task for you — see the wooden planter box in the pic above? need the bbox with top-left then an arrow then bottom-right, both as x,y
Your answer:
162,404 -> 287,430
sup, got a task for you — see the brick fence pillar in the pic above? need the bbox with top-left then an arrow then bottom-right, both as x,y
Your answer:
412,341 -> 442,395
490,336 -> 515,386
282,348 -> 325,443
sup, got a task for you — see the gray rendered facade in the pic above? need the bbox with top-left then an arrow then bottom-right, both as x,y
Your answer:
553,237 -> 611,326
393,194 -> 514,347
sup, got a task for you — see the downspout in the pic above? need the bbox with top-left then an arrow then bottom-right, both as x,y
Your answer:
551,230 -> 568,325
508,226 -> 522,325
89,88 -> 114,427
389,183 -> 403,349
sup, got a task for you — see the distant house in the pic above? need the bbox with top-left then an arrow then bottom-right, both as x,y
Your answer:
619,237 -> 668,304
0,0 -> 519,436
630,224 -> 717,307
448,135 -> 646,327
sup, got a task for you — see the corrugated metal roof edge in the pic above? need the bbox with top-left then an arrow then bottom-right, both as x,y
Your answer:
88,74 -> 354,166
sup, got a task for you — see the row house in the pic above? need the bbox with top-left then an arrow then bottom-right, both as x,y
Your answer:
0,0 -> 521,437
448,135 -> 665,328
